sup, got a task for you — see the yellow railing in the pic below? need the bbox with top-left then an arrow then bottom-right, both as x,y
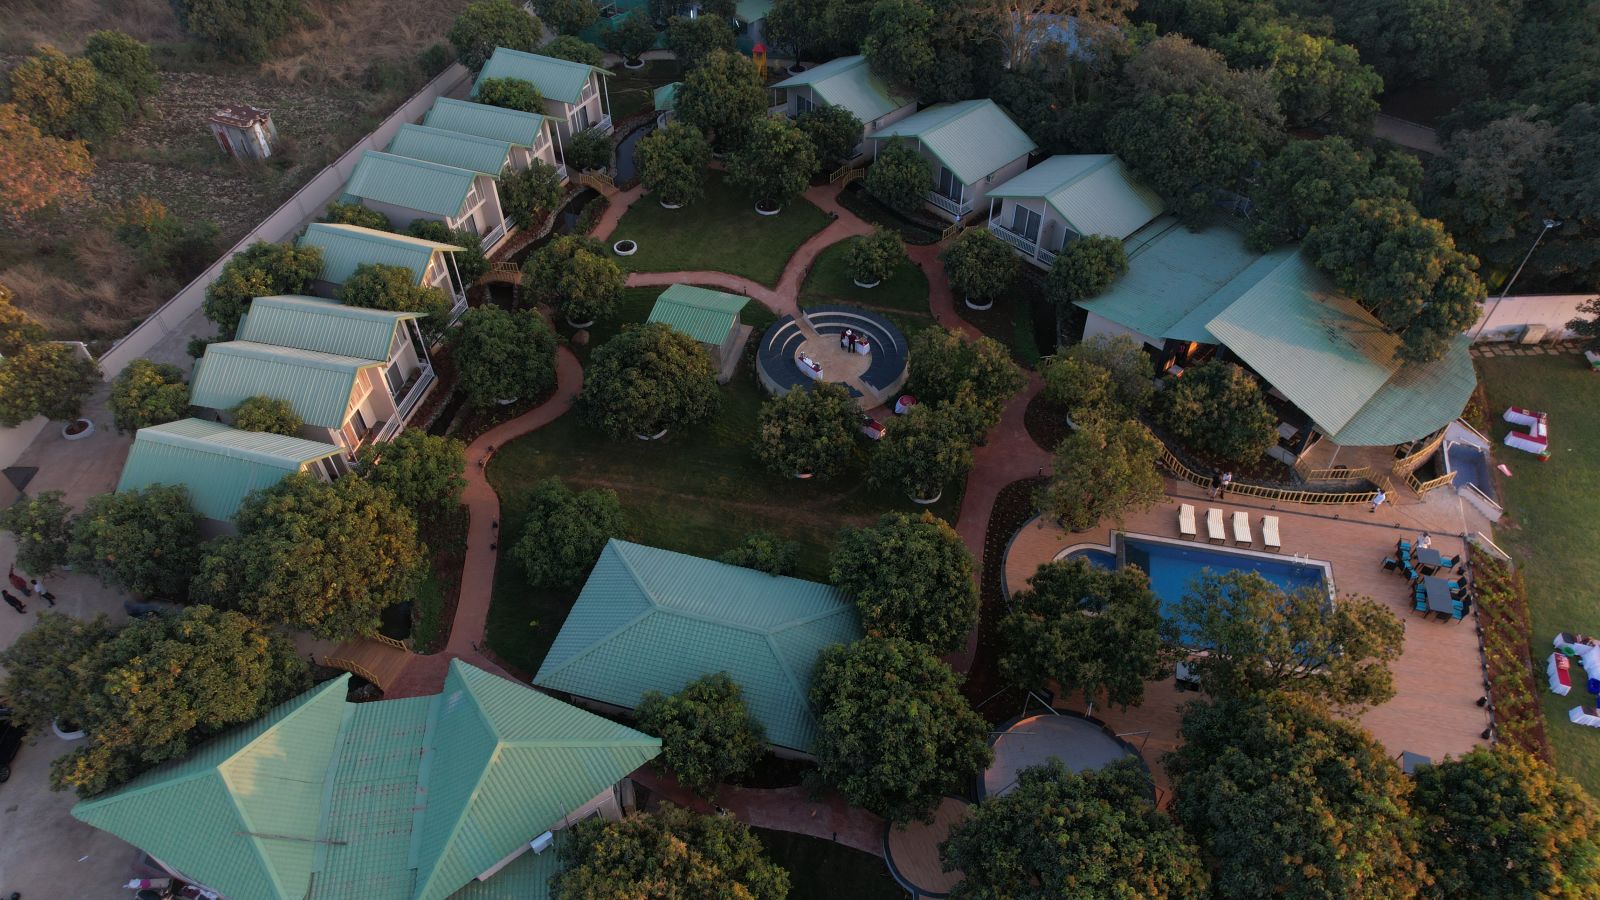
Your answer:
324,657 -> 383,687
579,170 -> 616,194
372,633 -> 411,652
1407,469 -> 1457,495
828,165 -> 863,186
1293,461 -> 1374,482
940,220 -> 964,241
1392,428 -> 1449,478
1158,445 -> 1381,506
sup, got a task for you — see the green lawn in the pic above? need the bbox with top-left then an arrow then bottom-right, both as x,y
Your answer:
1477,353 -> 1600,792
611,173 -> 832,286
799,238 -> 933,316
484,295 -> 964,675
753,829 -> 905,899
607,60 -> 681,122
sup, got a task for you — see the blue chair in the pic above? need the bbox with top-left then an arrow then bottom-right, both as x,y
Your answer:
1398,539 -> 1412,552
1414,599 -> 1428,614
1382,557 -> 1399,572
1589,677 -> 1600,696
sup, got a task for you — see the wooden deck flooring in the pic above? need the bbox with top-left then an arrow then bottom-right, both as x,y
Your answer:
1003,487 -> 1490,788
323,637 -> 413,692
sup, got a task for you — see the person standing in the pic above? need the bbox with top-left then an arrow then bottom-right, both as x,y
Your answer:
2,590 -> 25,614
1417,532 -> 1432,549
7,566 -> 31,597
29,578 -> 54,607
1219,471 -> 1234,497
1371,489 -> 1387,513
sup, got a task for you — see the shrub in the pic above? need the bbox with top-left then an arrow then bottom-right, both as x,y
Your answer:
407,220 -> 487,285
865,139 -> 931,216
510,477 -> 626,587
718,531 -> 800,576
941,228 -> 1018,306
0,490 -> 74,577
636,122 -> 711,206
451,305 -> 559,409
0,343 -> 100,427
109,359 -> 189,433
752,382 -> 859,478
843,228 -> 905,285
340,263 -> 453,337
1155,360 -> 1277,465
564,126 -> 614,172
449,0 -> 542,71
83,31 -> 158,103
578,323 -> 721,438
1046,235 -> 1127,305
0,103 -> 93,221
319,201 -> 391,231
170,0 -> 308,62
541,35 -> 604,66
519,235 -> 624,325
7,46 -> 102,140
474,77 -> 546,113
71,485 -> 203,597
202,241 -> 322,339
111,197 -> 218,277
797,104 -> 864,171
728,115 -> 818,207
636,672 -> 766,797
0,282 -> 46,356
230,395 -> 302,436
532,0 -> 600,34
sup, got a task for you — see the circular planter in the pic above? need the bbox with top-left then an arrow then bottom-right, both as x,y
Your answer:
794,470 -> 815,480
786,64 -> 808,75
635,427 -> 669,441
624,58 -> 646,70
495,397 -> 520,406
567,317 -> 596,329
964,295 -> 994,311
62,419 -> 94,440
52,718 -> 86,741
755,201 -> 781,216
613,239 -> 638,256
852,278 -> 881,289
910,490 -> 943,505
658,200 -> 683,210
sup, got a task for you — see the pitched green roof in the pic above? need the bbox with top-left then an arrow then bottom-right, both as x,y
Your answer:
73,662 -> 660,900
645,284 -> 749,344
116,418 -> 341,522
653,82 -> 680,113
1203,251 -> 1476,446
772,55 -> 912,125
986,154 -> 1165,240
536,540 -> 862,752
342,151 -> 479,218
423,97 -> 547,148
237,295 -> 414,362
1074,217 -> 1269,343
872,99 -> 1037,185
447,832 -> 568,900
388,124 -> 513,178
191,341 -> 379,429
735,0 -> 773,21
474,49 -> 609,106
73,676 -> 354,900
299,223 -> 460,287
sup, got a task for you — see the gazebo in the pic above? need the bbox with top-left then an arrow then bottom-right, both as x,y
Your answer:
645,284 -> 753,382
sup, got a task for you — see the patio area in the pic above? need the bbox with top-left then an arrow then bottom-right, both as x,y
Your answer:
1002,481 -> 1491,792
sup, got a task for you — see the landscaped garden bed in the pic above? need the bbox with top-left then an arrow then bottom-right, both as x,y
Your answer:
609,173 -> 832,286
962,476 -> 1048,720
798,238 -> 931,316
411,503 -> 467,653
836,182 -> 946,245
752,829 -> 904,900
1474,554 -> 1551,760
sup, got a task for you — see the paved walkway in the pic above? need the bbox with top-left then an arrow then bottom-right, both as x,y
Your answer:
630,768 -> 886,854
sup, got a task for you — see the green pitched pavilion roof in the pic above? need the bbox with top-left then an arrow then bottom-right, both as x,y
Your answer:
736,0 -> 773,21
1074,217 -> 1269,343
388,124 -> 513,178
986,154 -> 1165,240
872,99 -> 1037,185
299,223 -> 460,287
342,151 -> 479,218
645,284 -> 749,345
772,55 -> 912,125
424,97 -> 547,148
1204,251 -> 1477,446
73,677 -> 353,900
653,82 -> 680,113
190,341 -> 379,429
474,48 -> 609,106
73,661 -> 660,900
535,540 -> 862,752
116,418 -> 340,522
237,295 -> 414,362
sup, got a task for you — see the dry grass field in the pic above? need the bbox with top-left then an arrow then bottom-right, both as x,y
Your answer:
0,0 -> 473,343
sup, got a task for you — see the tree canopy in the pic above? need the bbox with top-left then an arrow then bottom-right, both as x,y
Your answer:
943,758 -> 1209,899
108,359 -> 189,434
474,76 -> 546,113
864,139 -> 931,216
500,160 -> 565,229
636,122 -> 712,207
408,220 -> 488,285
450,305 -> 559,409
1248,136 -> 1419,251
1046,235 -> 1127,305
843,228 -> 905,286
202,241 -> 322,339
811,637 -> 992,824
170,0 -> 307,62
727,115 -> 818,208
0,284 -> 43,357
1038,418 -> 1164,532
867,404 -> 973,502
1168,693 -> 1426,899
1174,572 -> 1405,711
71,485 -> 202,598
636,672 -> 767,798
753,382 -> 860,479
540,35 -> 604,67
1154,360 -> 1276,466
1060,334 -> 1154,413
230,395 -> 303,436
603,11 -> 658,63
519,235 -> 624,325
719,531 -> 801,576
940,229 -> 1019,305
449,0 -> 542,71
319,201 -> 393,231
831,511 -> 977,653
0,343 -> 100,427
0,103 -> 92,223
84,30 -> 159,106
509,477 -> 626,588
1000,557 -> 1174,709
796,103 -> 863,171
191,474 -> 425,640
906,327 -> 1025,442
578,322 -> 722,438
666,15 -> 737,69
354,430 -> 467,516
1413,747 -> 1600,898
531,0 -> 600,34
339,262 -> 452,332
0,489 -> 74,577
553,805 -> 790,898
0,611 -> 116,731
1039,356 -> 1116,426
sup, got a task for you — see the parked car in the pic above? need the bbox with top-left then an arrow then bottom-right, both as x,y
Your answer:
0,719 -> 26,783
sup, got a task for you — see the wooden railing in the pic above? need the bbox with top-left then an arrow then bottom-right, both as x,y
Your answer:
1407,469 -> 1457,495
940,220 -> 964,241
829,165 -> 863,186
324,656 -> 383,687
1158,445 -> 1382,506
579,170 -> 617,194
372,633 -> 411,652
1393,427 -> 1449,478
1291,458 -> 1375,483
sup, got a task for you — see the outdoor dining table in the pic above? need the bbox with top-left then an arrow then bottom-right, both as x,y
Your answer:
1424,576 -> 1457,617
1416,547 -> 1447,572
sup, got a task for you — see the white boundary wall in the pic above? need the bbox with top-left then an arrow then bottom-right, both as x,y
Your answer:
96,63 -> 473,378
1471,293 -> 1598,343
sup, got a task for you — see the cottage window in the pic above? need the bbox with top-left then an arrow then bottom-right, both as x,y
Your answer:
1011,205 -> 1041,241
936,166 -> 961,202
794,94 -> 814,115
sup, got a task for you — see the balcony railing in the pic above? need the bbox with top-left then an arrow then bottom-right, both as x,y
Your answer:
926,190 -> 972,218
597,113 -> 613,134
555,163 -> 569,182
991,223 -> 1059,268
481,219 -> 510,251
393,364 -> 437,425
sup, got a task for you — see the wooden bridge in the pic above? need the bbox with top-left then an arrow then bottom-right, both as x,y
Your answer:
322,635 -> 412,692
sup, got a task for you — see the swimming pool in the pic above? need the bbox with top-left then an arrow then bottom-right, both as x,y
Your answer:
1064,535 -> 1331,618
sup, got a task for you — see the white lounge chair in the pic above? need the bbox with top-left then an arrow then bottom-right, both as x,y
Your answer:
1206,508 -> 1225,543
1178,504 -> 1197,540
1261,515 -> 1281,551
1232,511 -> 1252,546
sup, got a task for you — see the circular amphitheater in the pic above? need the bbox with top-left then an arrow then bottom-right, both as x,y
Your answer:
983,713 -> 1150,799
756,305 -> 909,408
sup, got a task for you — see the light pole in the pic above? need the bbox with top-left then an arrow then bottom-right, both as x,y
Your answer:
1473,218 -> 1561,342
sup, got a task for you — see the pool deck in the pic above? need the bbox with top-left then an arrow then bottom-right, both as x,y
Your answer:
1004,483 -> 1490,793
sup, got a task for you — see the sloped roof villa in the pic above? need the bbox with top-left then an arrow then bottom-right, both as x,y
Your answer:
71,661 -> 660,900
535,540 -> 863,756
473,48 -> 613,143
772,55 -> 917,159
868,99 -> 1038,221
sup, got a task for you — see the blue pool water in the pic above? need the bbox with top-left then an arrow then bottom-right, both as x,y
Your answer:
1122,538 -> 1326,614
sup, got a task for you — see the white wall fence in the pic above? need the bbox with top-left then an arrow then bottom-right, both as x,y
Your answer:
1471,293 -> 1597,344
96,63 -> 473,378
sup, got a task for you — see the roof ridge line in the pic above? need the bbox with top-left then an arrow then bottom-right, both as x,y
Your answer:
309,701 -> 361,877
760,631 -> 816,755
410,663 -> 504,900
611,541 -> 829,637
